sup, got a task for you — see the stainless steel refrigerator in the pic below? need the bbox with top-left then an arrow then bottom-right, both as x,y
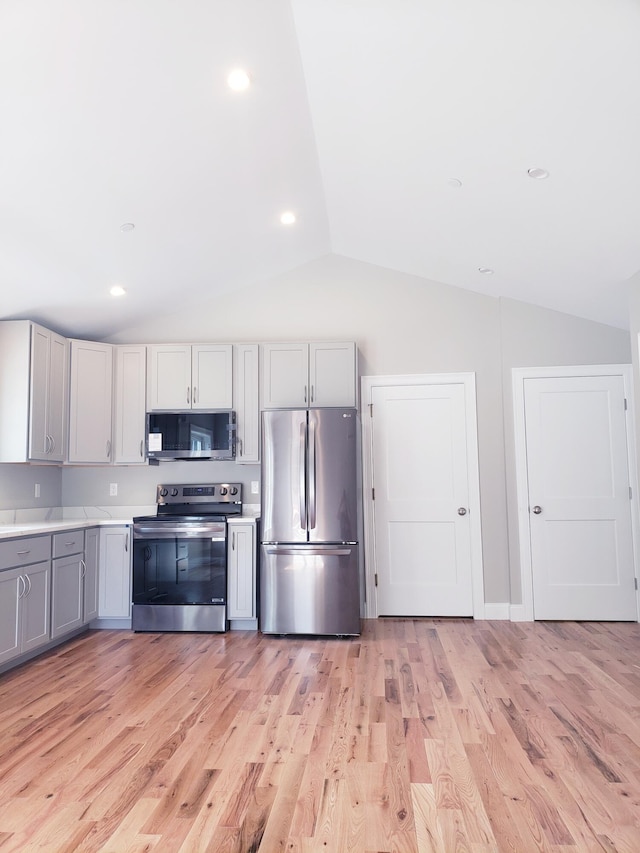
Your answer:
260,407 -> 360,636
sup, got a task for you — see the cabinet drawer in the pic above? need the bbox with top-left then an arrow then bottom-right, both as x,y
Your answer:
52,530 -> 85,558
0,535 -> 51,569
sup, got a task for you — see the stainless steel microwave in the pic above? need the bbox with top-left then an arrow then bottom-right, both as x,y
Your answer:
146,410 -> 236,460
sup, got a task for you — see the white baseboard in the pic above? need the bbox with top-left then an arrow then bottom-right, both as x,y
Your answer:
481,603 -> 511,620
509,604 -> 530,622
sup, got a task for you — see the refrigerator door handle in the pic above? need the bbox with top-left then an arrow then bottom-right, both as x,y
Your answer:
308,419 -> 316,530
299,421 -> 307,530
264,547 -> 353,556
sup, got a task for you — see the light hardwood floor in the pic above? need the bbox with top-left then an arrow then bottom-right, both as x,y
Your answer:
0,619 -> 639,852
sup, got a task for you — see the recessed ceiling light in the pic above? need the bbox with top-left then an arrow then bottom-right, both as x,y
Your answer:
478,267 -> 494,275
110,285 -> 126,297
227,69 -> 251,91
527,168 -> 549,180
280,211 -> 296,226
447,178 -> 463,188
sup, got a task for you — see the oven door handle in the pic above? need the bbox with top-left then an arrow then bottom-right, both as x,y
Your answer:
133,524 -> 226,539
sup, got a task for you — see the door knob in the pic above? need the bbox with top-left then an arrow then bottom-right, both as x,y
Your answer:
532,505 -> 542,514
457,507 -> 467,516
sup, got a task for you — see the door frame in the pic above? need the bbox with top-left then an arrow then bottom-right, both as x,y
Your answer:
361,373 -> 485,619
512,364 -> 640,622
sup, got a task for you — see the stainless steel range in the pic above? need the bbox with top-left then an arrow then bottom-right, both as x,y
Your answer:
132,482 -> 242,632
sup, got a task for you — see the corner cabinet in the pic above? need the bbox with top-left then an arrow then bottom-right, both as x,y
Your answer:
147,344 -> 233,411
261,342 -> 357,409
68,340 -> 113,463
227,520 -> 257,621
0,320 -> 68,463
233,344 -> 260,464
51,530 -> 85,639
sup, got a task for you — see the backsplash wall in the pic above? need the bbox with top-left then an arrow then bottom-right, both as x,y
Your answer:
0,463 -> 62,512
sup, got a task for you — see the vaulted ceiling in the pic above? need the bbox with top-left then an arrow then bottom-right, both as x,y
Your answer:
2,0 -> 639,338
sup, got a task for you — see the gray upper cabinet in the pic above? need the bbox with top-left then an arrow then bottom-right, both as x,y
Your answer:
67,340 -> 114,463
261,342 -> 357,409
147,344 -> 233,411
113,345 -> 147,464
0,320 -> 68,463
233,344 -> 260,464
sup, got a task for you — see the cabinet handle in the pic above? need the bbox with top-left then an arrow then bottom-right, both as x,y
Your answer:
304,385 -> 308,404
232,531 -> 236,551
64,541 -> 77,547
106,439 -> 112,459
237,438 -> 242,456
310,385 -> 314,403
24,574 -> 32,596
45,434 -> 51,453
187,386 -> 190,405
140,440 -> 144,458
80,559 -> 86,579
16,549 -> 30,556
125,533 -> 129,552
50,435 -> 56,453
193,386 -> 197,405
17,575 -> 25,598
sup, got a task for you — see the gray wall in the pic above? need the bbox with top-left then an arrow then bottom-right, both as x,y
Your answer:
0,464 -> 62,511
4,255 -> 629,606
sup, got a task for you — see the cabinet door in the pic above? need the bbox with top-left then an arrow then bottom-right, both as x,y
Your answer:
113,346 -> 147,464
233,344 -> 259,463
309,342 -> 357,407
192,345 -> 233,409
0,567 -> 21,665
261,343 -> 309,409
147,345 -> 192,410
83,528 -> 100,623
227,522 -> 256,619
28,325 -> 50,459
21,561 -> 51,653
51,555 -> 84,638
68,340 -> 113,463
99,526 -> 132,619
47,331 -> 68,461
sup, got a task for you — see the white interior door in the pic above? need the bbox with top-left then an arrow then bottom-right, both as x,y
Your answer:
522,373 -> 637,621
367,378 -> 481,617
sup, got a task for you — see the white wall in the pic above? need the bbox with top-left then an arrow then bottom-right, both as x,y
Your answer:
101,254 -> 630,606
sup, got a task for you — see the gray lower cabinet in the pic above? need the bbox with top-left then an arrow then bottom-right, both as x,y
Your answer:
0,534 -> 52,666
227,521 -> 257,621
83,527 -> 99,623
98,525 -> 132,620
51,529 -> 88,639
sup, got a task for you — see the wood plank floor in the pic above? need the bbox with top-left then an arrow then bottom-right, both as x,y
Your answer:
0,619 -> 639,852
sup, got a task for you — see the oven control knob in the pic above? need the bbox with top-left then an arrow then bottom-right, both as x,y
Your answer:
159,488 -> 168,497
171,488 -> 179,497
230,486 -> 238,495
219,486 -> 228,496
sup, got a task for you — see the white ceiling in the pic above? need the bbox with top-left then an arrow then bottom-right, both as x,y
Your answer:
2,0 -> 639,337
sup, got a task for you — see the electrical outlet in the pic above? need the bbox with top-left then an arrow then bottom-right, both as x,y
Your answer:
34,483 -> 40,498
251,481 -> 259,495
109,483 -> 118,496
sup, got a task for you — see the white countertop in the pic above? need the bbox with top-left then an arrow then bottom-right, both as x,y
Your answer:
0,518 -> 133,540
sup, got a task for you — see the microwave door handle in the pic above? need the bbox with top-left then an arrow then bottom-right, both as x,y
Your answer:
308,419 -> 316,530
299,421 -> 307,530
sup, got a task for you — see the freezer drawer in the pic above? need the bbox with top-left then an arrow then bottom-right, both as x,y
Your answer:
260,543 -> 360,636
